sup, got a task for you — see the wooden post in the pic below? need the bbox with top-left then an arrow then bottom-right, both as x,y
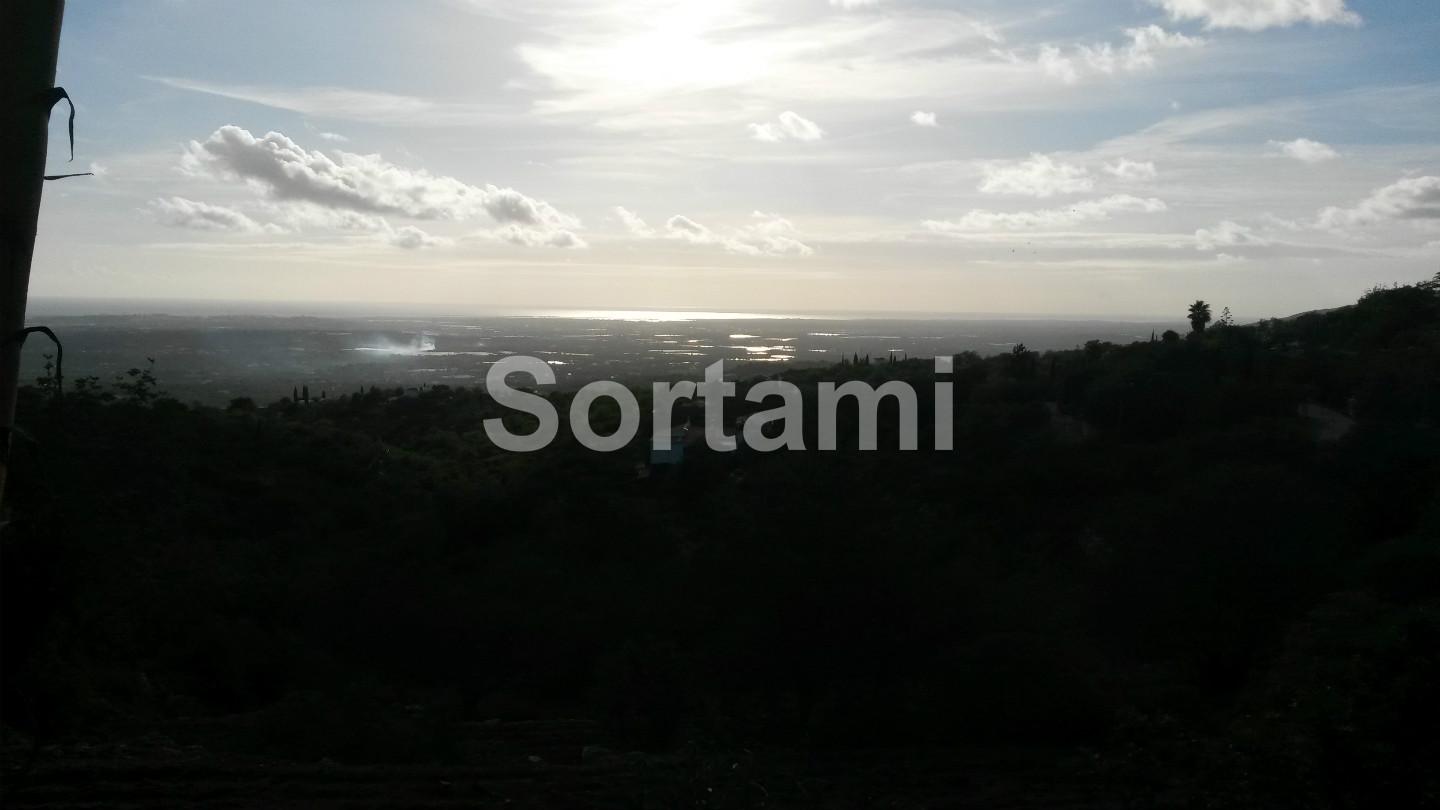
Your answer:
0,1 -> 67,508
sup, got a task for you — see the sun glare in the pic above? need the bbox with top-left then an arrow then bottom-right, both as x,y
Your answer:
523,1 -> 770,96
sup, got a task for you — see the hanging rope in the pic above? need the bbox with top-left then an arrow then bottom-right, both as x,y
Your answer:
3,326 -> 63,407
40,87 -> 89,181
41,86 -> 75,161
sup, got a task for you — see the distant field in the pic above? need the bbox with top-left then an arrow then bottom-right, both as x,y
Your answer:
18,308 -> 1180,404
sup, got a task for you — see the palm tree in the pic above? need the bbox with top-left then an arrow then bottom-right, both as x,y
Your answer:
1188,300 -> 1212,334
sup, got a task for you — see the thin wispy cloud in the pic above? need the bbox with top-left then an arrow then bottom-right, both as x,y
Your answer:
925,195 -> 1167,232
1195,219 -> 1270,250
618,208 -> 814,257
149,196 -> 279,235
146,76 -> 502,126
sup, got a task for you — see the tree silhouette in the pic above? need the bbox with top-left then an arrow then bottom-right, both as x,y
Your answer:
1188,300 -> 1212,334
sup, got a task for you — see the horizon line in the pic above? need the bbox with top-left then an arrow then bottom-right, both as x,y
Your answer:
23,294 -> 1313,324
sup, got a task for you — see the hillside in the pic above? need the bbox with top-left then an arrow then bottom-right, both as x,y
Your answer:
3,276 -> 1438,808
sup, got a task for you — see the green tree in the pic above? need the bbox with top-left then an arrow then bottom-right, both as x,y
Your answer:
114,358 -> 161,404
1188,300 -> 1212,333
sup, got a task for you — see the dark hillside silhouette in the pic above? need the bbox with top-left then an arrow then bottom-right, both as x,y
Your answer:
2,277 -> 1438,807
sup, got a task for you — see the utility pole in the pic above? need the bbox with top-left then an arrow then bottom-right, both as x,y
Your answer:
0,1 -> 68,508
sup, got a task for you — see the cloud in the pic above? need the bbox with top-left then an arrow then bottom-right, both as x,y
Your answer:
614,206 -> 655,237
619,209 -> 813,256
149,196 -> 279,234
1146,0 -> 1361,31
262,203 -> 391,234
316,131 -> 349,142
1195,219 -> 1270,250
910,111 -> 938,127
748,123 -> 784,143
1037,45 -> 1079,84
1035,26 -> 1203,85
146,76 -> 499,126
1269,137 -> 1339,163
1120,25 -> 1206,70
925,195 -> 1168,232
1105,159 -> 1159,181
182,126 -> 583,247
670,212 -> 814,256
188,126 -> 475,219
510,4 -> 1149,133
1079,26 -> 1204,74
385,225 -> 449,249
666,214 -> 711,240
151,196 -> 452,250
829,0 -> 884,7
1317,176 -> 1440,230
487,224 -> 587,249
749,111 -> 825,143
979,154 -> 1094,197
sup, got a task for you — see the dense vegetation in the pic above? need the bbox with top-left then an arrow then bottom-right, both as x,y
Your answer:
3,276 -> 1438,807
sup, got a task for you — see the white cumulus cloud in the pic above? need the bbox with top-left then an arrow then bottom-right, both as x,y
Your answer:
1269,138 -> 1339,163
1079,26 -> 1204,74
1147,0 -> 1361,31
910,111 -> 938,127
182,125 -> 583,248
749,111 -> 825,143
979,154 -> 1094,197
1317,176 -> 1440,231
385,224 -> 449,250
1037,46 -> 1079,84
1034,26 -> 1202,85
614,206 -> 655,237
1105,159 -> 1159,181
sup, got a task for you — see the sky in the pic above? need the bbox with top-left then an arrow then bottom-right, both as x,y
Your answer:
30,0 -> 1440,317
